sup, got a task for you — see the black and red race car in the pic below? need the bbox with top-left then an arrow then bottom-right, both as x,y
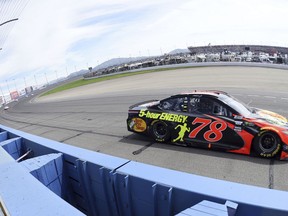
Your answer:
127,90 -> 288,160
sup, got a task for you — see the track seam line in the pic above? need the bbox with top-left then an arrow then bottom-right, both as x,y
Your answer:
0,115 -> 123,139
268,159 -> 274,189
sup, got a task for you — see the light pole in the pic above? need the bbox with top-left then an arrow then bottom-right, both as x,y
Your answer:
13,79 -> 18,92
44,73 -> 49,85
34,74 -> 38,87
55,70 -> 58,81
0,18 -> 19,50
23,77 -> 27,88
0,18 -> 19,27
5,80 -> 10,94
0,86 -> 6,104
66,66 -> 68,76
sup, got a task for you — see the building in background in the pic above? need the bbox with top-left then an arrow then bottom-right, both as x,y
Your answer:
10,91 -> 19,100
25,86 -> 33,94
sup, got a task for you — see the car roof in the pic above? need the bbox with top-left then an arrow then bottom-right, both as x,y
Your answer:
172,90 -> 231,99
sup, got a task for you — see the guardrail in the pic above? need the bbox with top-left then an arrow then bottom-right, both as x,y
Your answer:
0,124 -> 287,216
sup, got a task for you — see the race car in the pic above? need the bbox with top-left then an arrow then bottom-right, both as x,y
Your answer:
127,90 -> 288,160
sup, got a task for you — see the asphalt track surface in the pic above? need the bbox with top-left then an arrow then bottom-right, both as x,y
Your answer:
1,66 -> 288,191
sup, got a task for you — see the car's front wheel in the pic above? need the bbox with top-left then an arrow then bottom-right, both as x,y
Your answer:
253,131 -> 281,158
150,120 -> 170,142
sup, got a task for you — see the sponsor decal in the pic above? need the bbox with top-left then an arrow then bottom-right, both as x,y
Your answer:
130,118 -> 147,132
173,123 -> 190,142
234,121 -> 243,131
235,121 -> 243,126
283,145 -> 288,151
258,109 -> 287,126
259,110 -> 287,121
234,126 -> 242,132
244,122 -> 254,126
259,127 -> 279,135
234,115 -> 243,120
139,110 -> 188,123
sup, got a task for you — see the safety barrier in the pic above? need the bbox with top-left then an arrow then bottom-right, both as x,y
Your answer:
84,62 -> 288,81
0,124 -> 288,216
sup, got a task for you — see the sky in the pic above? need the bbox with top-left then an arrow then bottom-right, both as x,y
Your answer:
0,0 -> 288,95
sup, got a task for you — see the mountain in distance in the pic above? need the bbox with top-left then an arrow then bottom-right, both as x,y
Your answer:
92,56 -> 148,71
67,69 -> 89,78
91,48 -> 190,72
57,48 -> 190,81
168,48 -> 190,54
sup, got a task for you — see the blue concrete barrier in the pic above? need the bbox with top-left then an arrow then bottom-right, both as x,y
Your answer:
176,200 -> 238,216
0,147 -> 84,216
0,124 -> 287,216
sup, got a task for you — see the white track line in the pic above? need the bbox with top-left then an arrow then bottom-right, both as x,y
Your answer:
263,96 -> 276,99
247,95 -> 260,97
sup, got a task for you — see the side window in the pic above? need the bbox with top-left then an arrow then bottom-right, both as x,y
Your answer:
159,99 -> 174,110
189,96 -> 201,113
159,97 -> 187,112
188,95 -> 234,117
213,102 -> 227,116
212,101 -> 233,117
198,97 -> 214,114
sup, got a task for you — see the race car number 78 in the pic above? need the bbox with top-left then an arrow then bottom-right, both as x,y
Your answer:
188,117 -> 227,142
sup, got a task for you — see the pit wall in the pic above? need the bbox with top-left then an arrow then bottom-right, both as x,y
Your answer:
0,124 -> 287,216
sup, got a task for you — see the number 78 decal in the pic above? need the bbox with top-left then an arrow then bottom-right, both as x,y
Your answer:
188,117 -> 227,142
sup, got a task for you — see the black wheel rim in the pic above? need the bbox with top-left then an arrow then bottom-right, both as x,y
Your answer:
153,122 -> 167,138
259,133 -> 277,152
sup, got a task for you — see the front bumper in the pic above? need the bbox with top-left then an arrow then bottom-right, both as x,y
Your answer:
280,144 -> 288,160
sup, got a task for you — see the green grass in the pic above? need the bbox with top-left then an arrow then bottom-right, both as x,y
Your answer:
40,66 -> 195,97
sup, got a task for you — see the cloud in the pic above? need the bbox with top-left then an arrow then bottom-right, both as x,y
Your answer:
0,0 -> 288,91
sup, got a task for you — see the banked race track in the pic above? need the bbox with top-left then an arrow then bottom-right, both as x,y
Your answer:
1,66 -> 288,191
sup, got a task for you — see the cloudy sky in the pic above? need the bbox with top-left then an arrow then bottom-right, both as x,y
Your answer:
0,0 -> 288,94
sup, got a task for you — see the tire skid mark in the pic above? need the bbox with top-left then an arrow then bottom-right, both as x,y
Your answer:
60,132 -> 85,143
133,142 -> 155,155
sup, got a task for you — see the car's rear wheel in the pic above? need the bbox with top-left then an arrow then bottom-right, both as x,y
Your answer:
253,131 -> 281,158
150,120 -> 170,142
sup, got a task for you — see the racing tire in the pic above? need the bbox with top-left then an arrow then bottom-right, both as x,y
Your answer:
253,131 -> 281,158
150,120 -> 170,142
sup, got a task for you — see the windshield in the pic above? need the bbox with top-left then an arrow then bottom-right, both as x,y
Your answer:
221,95 -> 252,117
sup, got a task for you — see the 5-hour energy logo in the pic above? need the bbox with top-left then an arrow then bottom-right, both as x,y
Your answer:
139,110 -> 188,123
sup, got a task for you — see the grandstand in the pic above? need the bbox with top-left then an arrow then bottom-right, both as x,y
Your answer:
187,45 -> 288,54
83,44 -> 288,79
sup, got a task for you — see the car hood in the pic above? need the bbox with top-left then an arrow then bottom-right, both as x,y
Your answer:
252,109 -> 288,127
